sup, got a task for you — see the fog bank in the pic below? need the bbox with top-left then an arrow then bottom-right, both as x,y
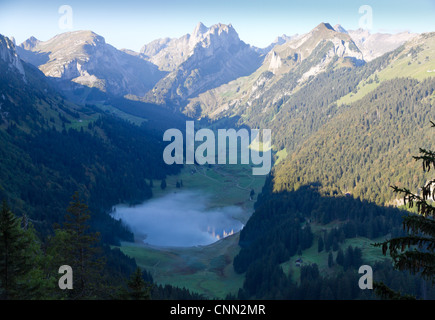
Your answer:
111,190 -> 245,247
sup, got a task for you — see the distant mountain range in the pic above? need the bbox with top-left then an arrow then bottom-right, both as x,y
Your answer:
184,22 -> 365,118
333,24 -> 416,61
13,22 -> 417,109
16,30 -> 165,99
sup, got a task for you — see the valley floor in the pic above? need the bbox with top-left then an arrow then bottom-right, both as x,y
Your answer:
115,163 -> 265,298
114,163 -> 398,298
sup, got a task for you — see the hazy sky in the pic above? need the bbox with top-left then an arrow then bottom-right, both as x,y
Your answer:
1,0 -> 434,51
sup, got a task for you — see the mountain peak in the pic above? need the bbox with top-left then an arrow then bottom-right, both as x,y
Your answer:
300,22 -> 345,45
316,22 -> 335,31
191,22 -> 209,44
193,22 -> 208,36
207,23 -> 240,42
28,36 -> 39,42
48,30 -> 106,47
334,24 -> 348,34
209,23 -> 236,34
20,36 -> 40,50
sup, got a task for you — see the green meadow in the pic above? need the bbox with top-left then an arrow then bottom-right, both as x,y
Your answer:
118,234 -> 244,299
116,160 -> 266,298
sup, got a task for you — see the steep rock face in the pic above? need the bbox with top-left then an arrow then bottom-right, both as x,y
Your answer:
17,31 -> 165,97
145,23 -> 264,106
269,51 -> 282,71
140,22 -> 210,72
0,34 -> 25,78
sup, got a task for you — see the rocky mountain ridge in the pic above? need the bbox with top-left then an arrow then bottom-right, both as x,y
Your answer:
17,30 -> 165,97
12,22 -> 421,107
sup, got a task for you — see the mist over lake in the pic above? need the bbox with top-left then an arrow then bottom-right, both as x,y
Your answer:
111,190 -> 245,247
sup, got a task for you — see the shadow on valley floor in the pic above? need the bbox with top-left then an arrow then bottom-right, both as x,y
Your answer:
232,180 -> 435,299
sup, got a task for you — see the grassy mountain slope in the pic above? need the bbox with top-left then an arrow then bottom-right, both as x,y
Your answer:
337,32 -> 435,106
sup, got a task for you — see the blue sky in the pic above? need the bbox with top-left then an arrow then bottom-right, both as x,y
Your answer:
1,0 -> 434,51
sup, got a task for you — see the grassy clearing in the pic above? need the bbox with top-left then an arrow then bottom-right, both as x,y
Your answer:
337,77 -> 382,106
95,103 -> 147,125
280,222 -> 390,285
117,233 -> 244,299
151,163 -> 265,215
338,37 -> 435,106
66,114 -> 99,130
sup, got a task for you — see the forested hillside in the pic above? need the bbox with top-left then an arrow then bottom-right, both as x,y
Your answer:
274,77 -> 435,204
186,32 -> 435,206
230,38 -> 435,299
0,48 -> 182,244
244,47 -> 401,151
232,177 -> 435,299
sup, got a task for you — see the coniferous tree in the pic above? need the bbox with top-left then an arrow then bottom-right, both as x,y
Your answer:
336,249 -> 344,267
375,122 -> 435,297
318,237 -> 324,253
48,192 -> 106,299
297,245 -> 302,256
324,234 -> 331,252
320,285 -> 334,300
328,251 -> 334,268
0,200 -> 47,299
160,179 -> 167,190
353,247 -> 363,268
332,238 -> 339,251
344,246 -> 354,271
125,268 -> 152,300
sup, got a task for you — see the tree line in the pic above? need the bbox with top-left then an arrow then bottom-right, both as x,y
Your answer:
232,175 -> 435,299
0,193 -> 202,300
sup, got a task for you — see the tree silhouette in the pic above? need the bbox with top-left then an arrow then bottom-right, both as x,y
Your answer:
0,200 -> 47,299
328,251 -> 334,268
374,121 -> 435,299
126,268 -> 152,300
48,192 -> 105,299
160,179 -> 167,190
318,237 -> 324,253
